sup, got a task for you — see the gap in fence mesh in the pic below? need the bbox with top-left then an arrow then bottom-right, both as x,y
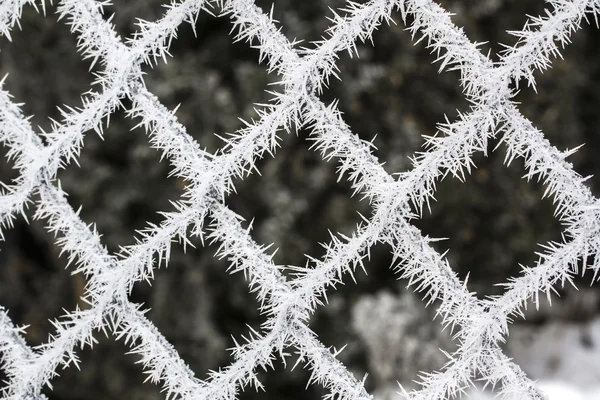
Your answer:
141,9 -> 278,157
0,193 -> 83,346
225,131 -> 373,269
0,1 -> 97,136
510,22 -> 600,198
39,331 -> 166,400
320,7 -> 471,176
308,241 -> 455,396
127,227 -> 270,384
435,0 -> 547,63
412,137 -> 563,299
55,102 -> 183,254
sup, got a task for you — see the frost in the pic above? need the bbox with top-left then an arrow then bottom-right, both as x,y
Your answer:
0,0 -> 599,399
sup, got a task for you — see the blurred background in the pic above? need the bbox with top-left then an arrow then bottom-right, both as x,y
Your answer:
1,0 -> 600,398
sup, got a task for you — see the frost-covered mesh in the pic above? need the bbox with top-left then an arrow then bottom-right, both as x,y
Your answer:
0,0 -> 599,399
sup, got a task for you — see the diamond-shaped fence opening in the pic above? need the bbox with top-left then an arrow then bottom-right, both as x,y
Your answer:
301,240 -> 403,394
1,0 -> 600,399
350,289 -> 455,396
126,234 -> 269,383
320,8 -> 471,175
141,8 -> 277,156
0,2 -> 96,135
305,239 -> 457,393
225,133 -> 372,268
413,140 -> 564,298
0,202 -> 83,347
56,104 -> 183,252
